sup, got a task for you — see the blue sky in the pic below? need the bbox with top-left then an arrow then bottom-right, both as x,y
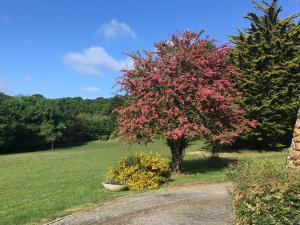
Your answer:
0,0 -> 299,99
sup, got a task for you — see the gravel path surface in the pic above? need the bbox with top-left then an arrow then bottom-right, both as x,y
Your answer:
47,182 -> 233,225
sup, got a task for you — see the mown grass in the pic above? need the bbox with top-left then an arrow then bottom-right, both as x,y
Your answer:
0,140 -> 288,225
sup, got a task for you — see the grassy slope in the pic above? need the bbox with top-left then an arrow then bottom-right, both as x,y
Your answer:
0,140 -> 288,225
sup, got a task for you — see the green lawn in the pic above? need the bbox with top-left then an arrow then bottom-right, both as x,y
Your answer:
0,140 -> 288,225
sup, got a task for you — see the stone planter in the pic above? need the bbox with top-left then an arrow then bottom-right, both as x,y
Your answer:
102,182 -> 128,192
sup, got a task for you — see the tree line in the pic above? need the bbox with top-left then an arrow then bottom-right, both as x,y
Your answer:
0,93 -> 125,153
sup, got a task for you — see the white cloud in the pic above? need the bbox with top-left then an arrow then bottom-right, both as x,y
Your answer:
97,19 -> 136,39
81,86 -> 100,93
63,46 -> 130,75
21,75 -> 32,82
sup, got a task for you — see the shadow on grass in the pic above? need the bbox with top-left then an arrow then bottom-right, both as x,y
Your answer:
181,157 -> 236,174
220,141 -> 289,153
0,141 -> 89,155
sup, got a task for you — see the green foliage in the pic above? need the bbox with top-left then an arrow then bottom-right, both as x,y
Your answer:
106,153 -> 171,190
40,121 -> 66,149
230,0 -> 300,148
227,160 -> 300,225
227,159 -> 287,183
0,93 -> 125,152
109,130 -> 118,140
78,113 -> 114,140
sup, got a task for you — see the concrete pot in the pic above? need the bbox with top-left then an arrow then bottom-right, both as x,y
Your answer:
102,182 -> 127,192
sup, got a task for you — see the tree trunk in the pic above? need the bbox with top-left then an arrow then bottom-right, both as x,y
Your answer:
211,142 -> 220,159
287,109 -> 300,169
51,140 -> 54,150
167,137 -> 187,174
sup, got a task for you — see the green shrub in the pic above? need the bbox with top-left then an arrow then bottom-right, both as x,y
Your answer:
105,153 -> 171,190
227,160 -> 300,225
109,130 -> 117,140
98,135 -> 109,141
227,160 -> 287,184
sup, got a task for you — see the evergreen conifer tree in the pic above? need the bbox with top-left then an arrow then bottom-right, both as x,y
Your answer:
231,0 -> 300,148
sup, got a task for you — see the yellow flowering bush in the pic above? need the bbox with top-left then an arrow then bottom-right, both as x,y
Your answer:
227,160 -> 300,225
105,153 -> 171,190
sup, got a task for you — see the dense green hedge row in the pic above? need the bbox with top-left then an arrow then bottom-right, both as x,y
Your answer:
0,93 -> 125,152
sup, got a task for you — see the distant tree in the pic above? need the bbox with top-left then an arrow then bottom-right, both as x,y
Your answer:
117,31 -> 253,173
78,113 -> 113,140
102,95 -> 126,115
0,94 -> 15,149
230,0 -> 300,148
40,121 -> 66,150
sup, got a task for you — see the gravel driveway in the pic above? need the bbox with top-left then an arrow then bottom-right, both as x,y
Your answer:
47,182 -> 233,225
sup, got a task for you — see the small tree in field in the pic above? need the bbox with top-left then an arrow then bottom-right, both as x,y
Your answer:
40,121 -> 65,150
117,31 -> 254,173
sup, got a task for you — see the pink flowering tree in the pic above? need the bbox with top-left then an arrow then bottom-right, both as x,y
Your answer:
117,31 -> 254,173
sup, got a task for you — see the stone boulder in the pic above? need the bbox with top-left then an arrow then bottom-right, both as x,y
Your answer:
288,113 -> 300,169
